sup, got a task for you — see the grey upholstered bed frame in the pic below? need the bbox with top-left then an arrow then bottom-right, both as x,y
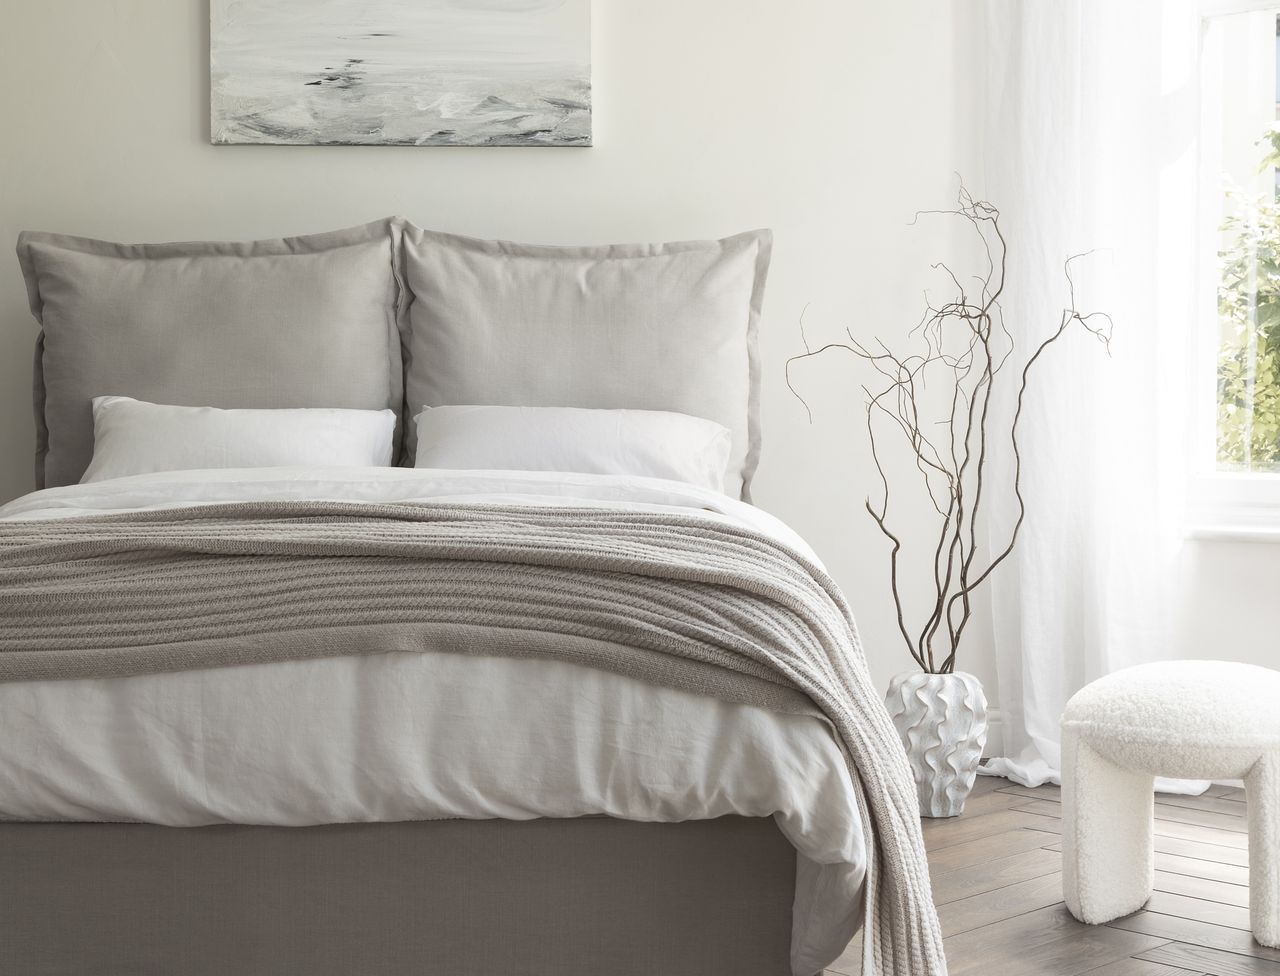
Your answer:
1,815 -> 797,976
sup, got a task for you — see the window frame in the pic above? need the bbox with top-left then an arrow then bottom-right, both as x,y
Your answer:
1189,0 -> 1280,537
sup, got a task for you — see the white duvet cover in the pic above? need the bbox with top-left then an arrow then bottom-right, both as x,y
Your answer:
0,467 -> 864,975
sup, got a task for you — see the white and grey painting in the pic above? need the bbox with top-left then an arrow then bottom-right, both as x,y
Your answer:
210,0 -> 591,147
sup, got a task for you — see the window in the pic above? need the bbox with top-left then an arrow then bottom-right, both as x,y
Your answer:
1194,2 -> 1280,534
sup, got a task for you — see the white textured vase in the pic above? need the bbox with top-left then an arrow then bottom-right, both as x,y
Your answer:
885,671 -> 989,818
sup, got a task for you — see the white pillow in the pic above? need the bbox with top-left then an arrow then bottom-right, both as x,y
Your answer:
412,405 -> 734,493
80,396 -> 397,483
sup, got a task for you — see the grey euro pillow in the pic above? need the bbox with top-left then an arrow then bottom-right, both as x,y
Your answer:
398,224 -> 772,500
16,219 -> 403,488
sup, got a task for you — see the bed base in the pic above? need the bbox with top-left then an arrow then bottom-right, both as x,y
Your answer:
0,815 -> 796,976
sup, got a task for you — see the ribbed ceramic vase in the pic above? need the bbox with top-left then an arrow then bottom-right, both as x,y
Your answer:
885,671 -> 989,818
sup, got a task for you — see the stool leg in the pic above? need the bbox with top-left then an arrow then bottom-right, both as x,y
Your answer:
1062,726 -> 1155,924
1247,753 -> 1279,948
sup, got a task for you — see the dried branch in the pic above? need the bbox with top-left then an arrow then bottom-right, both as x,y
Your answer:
786,188 -> 1110,673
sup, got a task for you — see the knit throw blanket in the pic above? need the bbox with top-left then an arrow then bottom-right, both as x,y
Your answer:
0,500 -> 946,976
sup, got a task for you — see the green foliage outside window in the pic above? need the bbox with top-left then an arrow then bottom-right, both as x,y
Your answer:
1217,125 -> 1280,470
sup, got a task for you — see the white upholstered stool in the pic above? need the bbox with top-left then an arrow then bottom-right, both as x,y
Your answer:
1061,661 -> 1280,948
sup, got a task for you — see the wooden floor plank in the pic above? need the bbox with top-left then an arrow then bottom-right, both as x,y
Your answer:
1016,810 -> 1252,854
930,846 -> 1062,905
1151,836 -> 1252,867
1206,785 -> 1247,801
1011,798 -> 1064,820
1039,836 -> 1252,867
1022,817 -> 1064,835
921,808 -> 1051,850
1153,792 -> 1249,819
938,787 -> 1025,820
1077,959 -> 1206,976
1154,870 -> 1251,908
1152,801 -> 1247,833
938,872 -> 1064,937
968,773 -> 1010,798
1150,817 -> 1250,844
998,782 -> 1247,816
943,904 -> 1169,976
1137,942 -> 1280,975
912,776 -> 1261,975
1106,912 -> 1280,962
926,827 -> 1061,873
1013,798 -> 1249,837
997,782 -> 1064,803
1144,892 -> 1254,932
1156,851 -> 1252,887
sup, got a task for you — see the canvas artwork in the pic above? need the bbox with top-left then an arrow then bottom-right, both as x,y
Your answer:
210,0 -> 591,147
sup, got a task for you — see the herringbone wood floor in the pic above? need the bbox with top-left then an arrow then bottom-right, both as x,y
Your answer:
823,777 -> 1272,976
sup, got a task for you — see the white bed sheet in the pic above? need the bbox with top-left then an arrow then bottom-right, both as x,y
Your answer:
0,467 -> 865,975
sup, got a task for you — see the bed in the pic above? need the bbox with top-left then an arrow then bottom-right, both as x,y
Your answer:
0,220 -> 945,976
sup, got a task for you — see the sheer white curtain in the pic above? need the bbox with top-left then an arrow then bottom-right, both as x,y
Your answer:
964,0 -> 1203,788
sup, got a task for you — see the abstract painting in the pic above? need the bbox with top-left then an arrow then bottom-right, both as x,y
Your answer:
210,0 -> 591,147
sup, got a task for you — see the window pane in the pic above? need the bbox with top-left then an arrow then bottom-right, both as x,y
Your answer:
1214,11 -> 1280,472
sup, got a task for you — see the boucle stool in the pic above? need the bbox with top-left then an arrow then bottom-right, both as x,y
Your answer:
1061,661 -> 1280,948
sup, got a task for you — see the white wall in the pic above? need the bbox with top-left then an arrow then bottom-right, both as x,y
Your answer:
4,2 -> 1271,730
1,1 -> 991,695
4,1 -> 1275,728
1175,541 -> 1280,662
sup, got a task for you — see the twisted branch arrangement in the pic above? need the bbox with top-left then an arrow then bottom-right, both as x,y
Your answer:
787,189 -> 1112,673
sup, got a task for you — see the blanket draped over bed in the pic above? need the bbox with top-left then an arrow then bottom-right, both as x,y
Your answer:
0,501 -> 945,976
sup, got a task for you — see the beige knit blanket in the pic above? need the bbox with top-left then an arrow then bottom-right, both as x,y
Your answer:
0,500 -> 945,975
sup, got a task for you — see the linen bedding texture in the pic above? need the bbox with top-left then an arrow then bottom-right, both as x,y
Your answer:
16,219 -> 770,498
0,499 -> 946,976
81,397 -> 397,482
397,224 -> 770,500
0,466 -> 864,976
16,220 -> 403,489
413,404 -> 733,492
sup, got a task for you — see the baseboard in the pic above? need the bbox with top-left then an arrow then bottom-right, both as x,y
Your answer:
982,708 -> 1007,758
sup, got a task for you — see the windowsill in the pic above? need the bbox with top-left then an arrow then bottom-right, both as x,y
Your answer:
1188,474 -> 1280,541
1187,522 -> 1280,543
